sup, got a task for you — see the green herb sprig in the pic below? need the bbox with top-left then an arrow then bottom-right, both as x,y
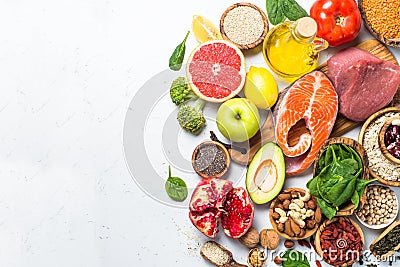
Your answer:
169,31 -> 190,71
165,166 -> 188,201
266,0 -> 308,25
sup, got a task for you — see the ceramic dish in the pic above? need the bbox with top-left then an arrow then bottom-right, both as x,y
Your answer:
356,184 -> 399,230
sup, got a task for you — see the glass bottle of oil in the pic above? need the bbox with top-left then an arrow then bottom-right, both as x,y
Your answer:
262,17 -> 328,82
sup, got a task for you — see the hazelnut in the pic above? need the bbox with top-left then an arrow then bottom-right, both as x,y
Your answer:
277,222 -> 285,232
238,227 -> 259,248
282,199 -> 291,210
306,219 -> 316,229
307,199 -> 317,210
284,240 -> 295,248
274,256 -> 283,265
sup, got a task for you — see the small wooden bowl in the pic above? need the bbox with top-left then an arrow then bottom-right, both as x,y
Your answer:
192,141 -> 230,178
220,2 -> 269,50
313,137 -> 369,216
315,217 -> 364,267
358,107 -> 400,187
358,0 -> 400,47
378,116 -> 400,165
269,187 -> 322,240
370,220 -> 400,260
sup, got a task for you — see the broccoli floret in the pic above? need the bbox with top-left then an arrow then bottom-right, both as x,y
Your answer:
177,98 -> 206,135
170,77 -> 197,105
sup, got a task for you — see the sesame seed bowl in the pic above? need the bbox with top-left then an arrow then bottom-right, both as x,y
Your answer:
220,2 -> 269,50
355,184 -> 399,230
358,0 -> 400,47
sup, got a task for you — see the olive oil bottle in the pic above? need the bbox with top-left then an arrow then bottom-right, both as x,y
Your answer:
263,17 -> 328,82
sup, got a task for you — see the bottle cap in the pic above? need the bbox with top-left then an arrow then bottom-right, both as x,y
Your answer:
295,17 -> 317,39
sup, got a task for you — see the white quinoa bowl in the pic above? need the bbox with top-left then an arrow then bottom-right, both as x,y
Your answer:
220,2 -> 269,50
358,107 -> 400,187
356,184 -> 399,230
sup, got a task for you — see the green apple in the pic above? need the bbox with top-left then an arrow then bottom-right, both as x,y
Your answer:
216,98 -> 260,142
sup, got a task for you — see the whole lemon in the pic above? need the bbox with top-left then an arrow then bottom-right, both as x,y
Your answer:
244,66 -> 278,109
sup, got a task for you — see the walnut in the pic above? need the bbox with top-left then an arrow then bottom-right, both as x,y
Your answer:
260,229 -> 280,250
238,226 -> 259,248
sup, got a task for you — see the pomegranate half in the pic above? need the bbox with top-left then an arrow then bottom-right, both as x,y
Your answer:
189,178 -> 254,238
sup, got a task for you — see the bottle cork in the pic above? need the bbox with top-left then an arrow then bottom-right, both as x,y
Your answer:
295,17 -> 317,39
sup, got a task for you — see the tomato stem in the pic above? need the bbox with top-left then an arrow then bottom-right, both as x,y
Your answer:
335,15 -> 345,27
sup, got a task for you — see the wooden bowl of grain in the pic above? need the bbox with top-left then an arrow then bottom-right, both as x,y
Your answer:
312,137 -> 369,216
358,0 -> 400,47
358,107 -> 400,187
192,141 -> 230,178
315,217 -> 364,267
220,2 -> 269,50
269,187 -> 322,240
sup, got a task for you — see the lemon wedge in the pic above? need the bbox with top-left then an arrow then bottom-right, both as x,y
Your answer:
192,15 -> 222,43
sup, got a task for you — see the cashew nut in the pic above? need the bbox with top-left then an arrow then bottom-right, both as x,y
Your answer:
288,203 -> 301,212
278,216 -> 288,223
305,209 -> 315,218
287,210 -> 301,220
293,199 -> 305,208
299,190 -> 311,202
275,208 -> 287,218
300,208 -> 307,215
292,217 -> 306,228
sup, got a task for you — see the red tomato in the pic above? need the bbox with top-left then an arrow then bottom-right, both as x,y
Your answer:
310,0 -> 361,47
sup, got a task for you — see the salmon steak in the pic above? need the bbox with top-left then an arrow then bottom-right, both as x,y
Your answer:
274,71 -> 338,176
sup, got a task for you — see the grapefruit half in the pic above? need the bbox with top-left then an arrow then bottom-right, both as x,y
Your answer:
186,40 -> 246,103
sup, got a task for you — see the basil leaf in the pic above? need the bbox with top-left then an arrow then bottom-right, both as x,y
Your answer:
165,166 -> 188,201
266,0 -> 286,25
280,0 -> 308,21
282,250 -> 310,267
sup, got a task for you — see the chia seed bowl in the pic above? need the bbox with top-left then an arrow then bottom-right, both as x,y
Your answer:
192,141 -> 230,178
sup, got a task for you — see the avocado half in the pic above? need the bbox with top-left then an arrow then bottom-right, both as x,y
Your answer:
246,142 -> 286,204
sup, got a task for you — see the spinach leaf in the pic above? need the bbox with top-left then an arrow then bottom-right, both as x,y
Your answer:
279,0 -> 308,21
282,250 -> 310,267
165,166 -> 188,201
351,190 -> 360,209
317,198 -> 337,220
331,176 -> 356,207
356,178 -> 378,198
169,31 -> 190,71
266,0 -> 286,25
306,176 -> 320,198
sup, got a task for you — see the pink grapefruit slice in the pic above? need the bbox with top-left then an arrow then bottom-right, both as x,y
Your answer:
186,40 -> 246,103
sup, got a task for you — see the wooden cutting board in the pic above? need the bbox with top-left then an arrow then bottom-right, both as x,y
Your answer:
230,39 -> 400,165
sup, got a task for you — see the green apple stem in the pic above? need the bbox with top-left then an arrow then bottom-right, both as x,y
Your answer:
209,131 -> 247,155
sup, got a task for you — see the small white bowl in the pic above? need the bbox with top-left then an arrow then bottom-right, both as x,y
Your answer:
356,184 -> 399,230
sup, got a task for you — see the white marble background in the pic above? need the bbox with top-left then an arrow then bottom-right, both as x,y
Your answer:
0,0 -> 399,266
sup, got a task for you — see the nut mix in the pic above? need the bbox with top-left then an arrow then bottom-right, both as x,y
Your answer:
357,185 -> 398,226
272,190 -> 319,238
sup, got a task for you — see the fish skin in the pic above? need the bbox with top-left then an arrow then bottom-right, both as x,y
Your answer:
274,71 -> 338,176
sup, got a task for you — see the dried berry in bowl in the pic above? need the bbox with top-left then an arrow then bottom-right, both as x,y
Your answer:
315,217 -> 364,266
